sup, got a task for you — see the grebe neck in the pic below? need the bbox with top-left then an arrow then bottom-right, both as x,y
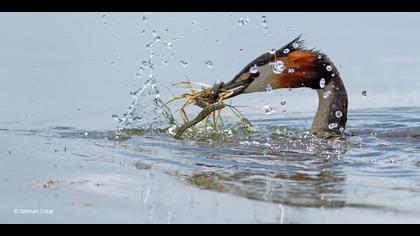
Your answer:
310,75 -> 348,135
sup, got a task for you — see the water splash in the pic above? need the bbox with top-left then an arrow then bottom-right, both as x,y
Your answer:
136,60 -> 154,79
114,77 -> 175,133
113,29 -> 177,134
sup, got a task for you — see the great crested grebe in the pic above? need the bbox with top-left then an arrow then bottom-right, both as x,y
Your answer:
219,36 -> 348,135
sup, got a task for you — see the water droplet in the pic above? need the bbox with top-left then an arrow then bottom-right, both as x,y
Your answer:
154,36 -> 161,42
318,55 -> 322,60
162,60 -> 168,66
192,20 -> 197,25
339,127 -> 345,133
292,42 -> 299,49
326,65 -> 332,71
204,60 -> 213,69
288,68 -> 295,73
249,64 -> 259,74
110,61 -> 115,66
238,17 -> 250,26
283,48 -> 290,54
142,16 -> 149,23
331,73 -> 336,77
239,48 -> 244,52
264,103 -> 274,115
112,114 -> 122,122
269,49 -> 276,55
140,29 -> 146,35
152,30 -> 157,37
180,60 -> 188,67
328,123 -> 338,130
319,78 -> 326,88
84,132 -> 89,136
101,15 -> 107,24
162,41 -> 173,49
281,99 -> 287,106
362,90 -> 367,96
145,43 -> 154,50
266,84 -> 273,93
261,16 -> 268,28
136,67 -> 144,78
323,90 -> 331,99
335,111 -> 343,118
270,60 -> 285,74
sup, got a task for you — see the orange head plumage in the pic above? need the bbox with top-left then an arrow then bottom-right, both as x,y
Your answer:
222,35 -> 340,98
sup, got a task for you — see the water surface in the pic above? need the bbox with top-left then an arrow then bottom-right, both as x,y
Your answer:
1,12 -> 420,223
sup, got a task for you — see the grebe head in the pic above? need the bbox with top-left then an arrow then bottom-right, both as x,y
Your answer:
222,36 -> 348,135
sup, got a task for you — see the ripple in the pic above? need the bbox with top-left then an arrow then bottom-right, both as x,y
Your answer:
3,107 -> 420,212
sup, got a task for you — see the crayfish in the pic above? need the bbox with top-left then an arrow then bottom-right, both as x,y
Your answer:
167,79 -> 253,139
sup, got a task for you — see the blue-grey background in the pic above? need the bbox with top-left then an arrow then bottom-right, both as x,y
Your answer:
1,13 -> 420,224
1,12 -> 419,129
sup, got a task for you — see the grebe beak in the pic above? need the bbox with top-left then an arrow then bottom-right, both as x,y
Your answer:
221,35 -> 336,100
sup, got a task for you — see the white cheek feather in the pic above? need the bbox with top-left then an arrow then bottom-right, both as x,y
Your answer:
244,64 -> 276,93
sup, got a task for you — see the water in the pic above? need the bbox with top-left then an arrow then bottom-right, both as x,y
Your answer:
1,107 -> 420,223
238,17 -> 250,26
1,12 -> 420,223
270,60 -> 285,74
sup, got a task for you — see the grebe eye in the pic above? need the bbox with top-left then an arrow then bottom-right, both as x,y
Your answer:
250,71 -> 260,78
